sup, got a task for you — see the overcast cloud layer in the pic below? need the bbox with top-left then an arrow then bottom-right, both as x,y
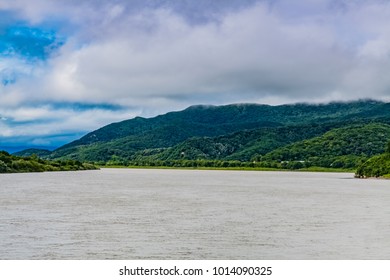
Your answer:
1,0 -> 390,150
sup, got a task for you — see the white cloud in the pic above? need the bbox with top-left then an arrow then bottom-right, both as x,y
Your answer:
5,4 -> 353,105
0,104 -> 137,140
2,0 -> 390,147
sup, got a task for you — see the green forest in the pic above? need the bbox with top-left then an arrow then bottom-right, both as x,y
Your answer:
0,151 -> 97,173
355,142 -> 390,178
4,100 -> 390,177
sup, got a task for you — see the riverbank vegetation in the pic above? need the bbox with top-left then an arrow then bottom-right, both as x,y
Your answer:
355,142 -> 390,178
0,151 -> 97,173
101,158 -> 352,172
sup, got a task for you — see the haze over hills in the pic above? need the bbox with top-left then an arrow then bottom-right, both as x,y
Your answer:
11,100 -> 389,172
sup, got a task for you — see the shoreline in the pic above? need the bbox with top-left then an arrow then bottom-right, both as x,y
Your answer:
100,165 -> 354,173
355,174 -> 390,180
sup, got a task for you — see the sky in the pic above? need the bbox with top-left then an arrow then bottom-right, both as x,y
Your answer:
1,0 -> 390,151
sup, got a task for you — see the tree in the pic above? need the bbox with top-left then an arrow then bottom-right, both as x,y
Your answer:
0,160 -> 8,172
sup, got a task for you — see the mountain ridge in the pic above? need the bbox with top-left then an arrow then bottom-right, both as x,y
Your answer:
11,99 -> 390,171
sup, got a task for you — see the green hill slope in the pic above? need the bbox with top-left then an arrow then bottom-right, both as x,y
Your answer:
260,123 -> 390,169
48,100 -> 390,163
147,123 -> 336,162
58,100 -> 384,146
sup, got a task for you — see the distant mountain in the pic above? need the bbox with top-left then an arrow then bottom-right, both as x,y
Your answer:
46,100 -> 389,162
0,146 -> 34,154
13,148 -> 52,157
22,99 -> 387,170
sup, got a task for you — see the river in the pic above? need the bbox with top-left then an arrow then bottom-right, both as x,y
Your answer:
0,168 -> 389,259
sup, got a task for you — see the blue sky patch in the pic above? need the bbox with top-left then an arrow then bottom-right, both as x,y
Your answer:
0,25 -> 65,61
51,102 -> 127,112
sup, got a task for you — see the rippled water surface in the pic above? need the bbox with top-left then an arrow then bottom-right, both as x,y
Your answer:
0,168 -> 389,259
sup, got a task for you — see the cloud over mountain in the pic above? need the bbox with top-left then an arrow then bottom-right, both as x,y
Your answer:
1,0 -> 390,149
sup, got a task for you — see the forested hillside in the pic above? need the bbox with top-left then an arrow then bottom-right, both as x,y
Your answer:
12,100 -> 390,173
260,123 -> 390,169
143,123 -> 337,162
55,100 -> 385,148
121,123 -> 390,170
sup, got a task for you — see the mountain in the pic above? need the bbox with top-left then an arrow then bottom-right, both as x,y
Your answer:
46,100 -> 390,164
13,148 -> 52,157
60,100 -> 387,148
142,123 -> 336,162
